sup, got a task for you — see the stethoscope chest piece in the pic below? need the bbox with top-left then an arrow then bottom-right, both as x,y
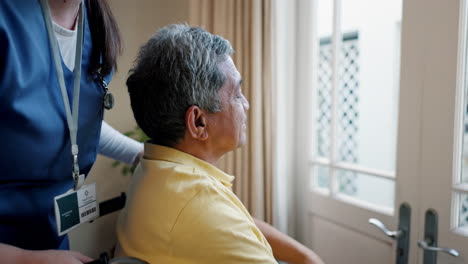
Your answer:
103,92 -> 114,110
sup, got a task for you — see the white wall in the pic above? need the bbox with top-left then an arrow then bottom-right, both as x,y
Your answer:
69,0 -> 189,258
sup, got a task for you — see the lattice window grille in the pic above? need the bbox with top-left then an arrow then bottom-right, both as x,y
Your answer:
462,107 -> 468,227
461,196 -> 468,228
316,32 -> 360,195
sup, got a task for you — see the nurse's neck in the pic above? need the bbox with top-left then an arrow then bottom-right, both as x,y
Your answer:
48,0 -> 82,30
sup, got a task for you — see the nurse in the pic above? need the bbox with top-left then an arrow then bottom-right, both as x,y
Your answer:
0,0 -> 142,263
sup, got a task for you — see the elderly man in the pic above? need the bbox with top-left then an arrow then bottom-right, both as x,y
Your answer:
116,24 -> 324,264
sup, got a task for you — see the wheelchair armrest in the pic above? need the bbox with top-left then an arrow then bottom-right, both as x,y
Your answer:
99,192 -> 126,217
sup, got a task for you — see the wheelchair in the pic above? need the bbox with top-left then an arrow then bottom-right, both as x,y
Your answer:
85,193 -> 148,264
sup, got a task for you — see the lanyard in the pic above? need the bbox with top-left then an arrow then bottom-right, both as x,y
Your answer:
40,0 -> 85,190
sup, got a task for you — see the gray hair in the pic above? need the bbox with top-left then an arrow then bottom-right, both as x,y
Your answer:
127,24 -> 234,146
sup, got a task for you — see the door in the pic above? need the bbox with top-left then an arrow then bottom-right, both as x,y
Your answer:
417,0 -> 468,263
295,0 -> 468,263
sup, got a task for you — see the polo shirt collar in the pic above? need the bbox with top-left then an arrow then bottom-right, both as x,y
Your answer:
143,142 -> 235,187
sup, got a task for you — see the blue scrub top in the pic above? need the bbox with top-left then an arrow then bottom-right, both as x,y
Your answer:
0,0 -> 110,250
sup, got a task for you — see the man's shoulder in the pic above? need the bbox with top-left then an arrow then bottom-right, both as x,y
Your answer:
120,162 -> 217,238
138,158 -> 215,187
135,159 -> 240,227
169,178 -> 249,232
126,159 -> 216,218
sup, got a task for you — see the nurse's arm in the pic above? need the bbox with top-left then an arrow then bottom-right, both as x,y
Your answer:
0,243 -> 92,264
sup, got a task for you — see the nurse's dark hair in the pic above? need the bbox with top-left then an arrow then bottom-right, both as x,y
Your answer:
86,0 -> 122,76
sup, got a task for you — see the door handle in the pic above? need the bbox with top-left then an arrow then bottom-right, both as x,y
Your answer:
420,209 -> 460,264
368,203 -> 411,264
417,240 -> 459,257
369,218 -> 403,239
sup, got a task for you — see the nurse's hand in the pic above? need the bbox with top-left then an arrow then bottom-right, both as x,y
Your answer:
31,250 -> 93,264
0,243 -> 93,264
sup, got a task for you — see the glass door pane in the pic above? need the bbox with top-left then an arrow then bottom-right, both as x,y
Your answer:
337,0 -> 402,172
311,0 -> 402,211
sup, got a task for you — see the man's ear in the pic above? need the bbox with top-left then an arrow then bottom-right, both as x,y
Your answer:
185,105 -> 208,140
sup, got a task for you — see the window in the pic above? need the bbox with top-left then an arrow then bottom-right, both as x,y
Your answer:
310,0 -> 402,212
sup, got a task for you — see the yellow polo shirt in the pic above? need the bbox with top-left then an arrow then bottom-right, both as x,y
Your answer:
116,143 -> 276,264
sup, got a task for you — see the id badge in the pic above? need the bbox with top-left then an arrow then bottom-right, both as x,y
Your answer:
54,183 -> 99,236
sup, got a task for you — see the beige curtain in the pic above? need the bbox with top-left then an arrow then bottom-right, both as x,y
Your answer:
189,0 -> 274,224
